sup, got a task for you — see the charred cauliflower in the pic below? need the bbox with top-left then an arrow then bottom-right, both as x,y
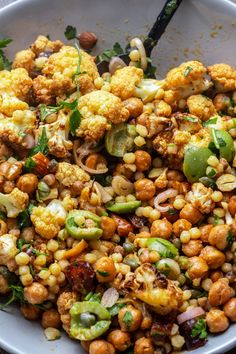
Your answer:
0,68 -> 32,103
0,188 -> 29,218
164,61 -> 212,105
0,234 -> 18,265
30,200 -> 67,239
187,94 -> 217,122
208,63 -> 236,92
185,182 -> 215,214
37,110 -> 73,158
77,90 -> 130,140
55,162 -> 90,187
110,66 -> 143,100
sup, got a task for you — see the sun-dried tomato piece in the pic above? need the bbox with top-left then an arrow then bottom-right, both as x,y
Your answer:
65,261 -> 95,295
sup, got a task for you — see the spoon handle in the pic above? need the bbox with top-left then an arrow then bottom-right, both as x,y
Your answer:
144,0 -> 183,56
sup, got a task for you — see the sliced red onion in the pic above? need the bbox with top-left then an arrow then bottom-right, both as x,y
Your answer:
154,189 -> 178,212
101,288 -> 119,308
177,307 -> 205,325
109,57 -> 127,75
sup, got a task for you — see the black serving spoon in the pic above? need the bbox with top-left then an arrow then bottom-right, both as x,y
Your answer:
97,0 -> 182,76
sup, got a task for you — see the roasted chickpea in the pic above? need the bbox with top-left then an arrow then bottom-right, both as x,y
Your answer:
187,256 -> 208,279
211,270 -> 223,283
70,181 -> 84,197
134,178 -> 155,201
24,282 -> 48,304
134,337 -> 154,354
208,278 -> 234,306
107,330 -> 131,352
179,204 -> 202,224
209,224 -> 231,250
42,174 -> 56,186
200,224 -> 213,243
114,163 -> 133,179
213,93 -> 231,112
41,309 -> 61,329
228,196 -> 236,216
101,216 -> 117,239
118,305 -> 142,332
166,170 -> 184,182
182,240 -> 203,257
123,97 -> 143,117
200,246 -> 225,269
160,204 -> 179,223
206,308 -> 229,333
134,151 -> 152,172
223,298 -> 236,322
16,173 -> 38,193
95,257 -> 116,283
173,219 -> 192,237
0,219 -> 8,236
150,218 -> 172,239
89,340 -> 115,354
20,304 -> 40,320
81,340 -> 91,352
112,214 -> 134,237
0,274 -> 9,294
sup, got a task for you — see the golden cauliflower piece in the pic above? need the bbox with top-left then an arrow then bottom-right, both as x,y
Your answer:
33,74 -> 72,105
164,61 -> 212,105
31,200 -> 67,239
30,35 -> 63,56
0,68 -> 32,102
0,234 -> 17,265
61,195 -> 78,211
55,162 -> 90,187
208,63 -> 236,92
185,182 -> 215,214
0,110 -> 36,149
57,291 -> 77,334
187,94 -> 216,121
77,90 -> 130,140
37,111 -> 72,158
0,188 -> 29,218
42,46 -> 98,94
12,49 -> 36,74
189,128 -> 212,148
110,66 -> 143,100
0,93 -> 29,117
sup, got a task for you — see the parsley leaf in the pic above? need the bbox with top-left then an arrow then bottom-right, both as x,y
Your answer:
199,177 -> 216,189
69,109 -> 81,136
183,66 -> 193,77
0,37 -> 12,70
109,303 -> 125,316
123,310 -> 133,330
96,42 -> 124,62
168,208 -> 177,215
39,104 -> 61,121
97,270 -> 110,277
84,292 -> 101,302
191,318 -> 208,339
184,116 -> 199,123
144,57 -> 157,78
29,127 -> 49,156
64,25 -> 78,40
17,201 -> 36,229
203,117 -> 218,127
24,157 -> 36,172
0,284 -> 25,310
226,230 -> 234,249
0,38 -> 12,48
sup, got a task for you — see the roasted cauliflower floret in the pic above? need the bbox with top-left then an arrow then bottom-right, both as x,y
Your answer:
185,182 -> 215,214
0,93 -> 29,117
0,188 -> 29,218
0,110 -> 36,149
30,35 -> 63,56
33,74 -> 72,105
42,46 -> 98,95
189,128 -> 211,148
110,66 -> 143,100
123,264 -> 183,315
0,68 -> 32,102
0,234 -> 17,265
37,111 -> 72,158
208,63 -> 236,92
77,90 -> 130,140
57,291 -> 77,333
55,162 -> 90,187
164,61 -> 212,105
12,49 -> 36,74
187,94 -> 217,122
31,200 -> 67,239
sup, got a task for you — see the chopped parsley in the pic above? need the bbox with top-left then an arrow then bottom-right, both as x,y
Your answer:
17,201 -> 36,229
64,25 -> 78,40
0,284 -> 25,310
168,208 -> 177,215
226,230 -> 234,249
97,270 -> 110,277
84,292 -> 101,302
24,157 -> 36,172
183,66 -> 193,77
109,303 -> 125,316
203,117 -> 218,127
183,116 -> 199,123
199,177 -> 216,189
96,42 -> 124,63
29,127 -> 49,157
211,128 -> 226,149
123,310 -> 133,330
0,37 -> 12,70
191,318 -> 208,339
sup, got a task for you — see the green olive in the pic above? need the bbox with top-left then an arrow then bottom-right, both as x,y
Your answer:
79,312 -> 97,328
183,145 -> 213,182
105,123 -> 135,157
156,258 -> 180,280
211,129 -> 234,162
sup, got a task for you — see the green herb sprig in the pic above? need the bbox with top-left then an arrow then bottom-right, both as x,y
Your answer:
0,37 -> 12,70
191,318 -> 208,339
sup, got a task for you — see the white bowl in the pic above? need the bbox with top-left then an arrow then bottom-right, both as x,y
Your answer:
0,0 -> 236,353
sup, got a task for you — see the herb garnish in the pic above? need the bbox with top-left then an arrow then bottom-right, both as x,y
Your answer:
0,284 -> 25,310
96,42 -> 124,63
17,201 -> 36,229
226,230 -> 234,249
123,310 -> 133,330
29,127 -> 49,156
191,318 -> 208,339
109,303 -> 125,316
97,270 -> 110,277
0,37 -> 12,70
184,116 -> 199,123
84,292 -> 101,303
64,25 -> 78,41
211,128 -> 226,149
183,66 -> 193,77
203,117 -> 218,127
